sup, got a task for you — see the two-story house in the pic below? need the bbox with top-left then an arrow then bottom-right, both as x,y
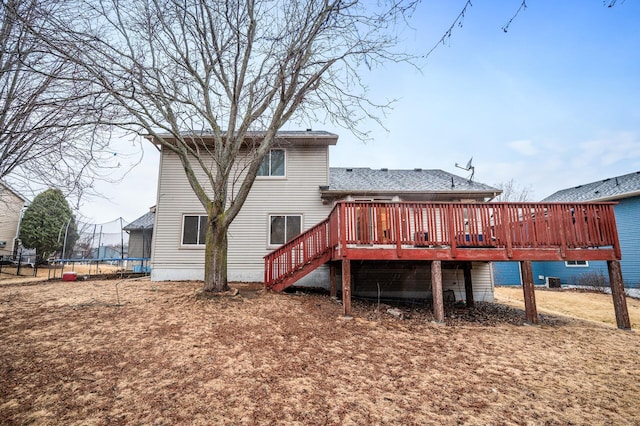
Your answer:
149,131 -> 502,302
148,131 -> 633,327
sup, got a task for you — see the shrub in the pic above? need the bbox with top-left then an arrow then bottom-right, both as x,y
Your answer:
572,271 -> 609,293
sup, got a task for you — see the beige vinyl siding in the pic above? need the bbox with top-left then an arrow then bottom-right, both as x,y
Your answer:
151,144 -> 331,281
0,187 -> 24,257
443,262 -> 494,302
127,230 -> 152,258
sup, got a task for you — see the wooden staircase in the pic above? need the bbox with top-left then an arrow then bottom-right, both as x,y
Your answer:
264,217 -> 334,291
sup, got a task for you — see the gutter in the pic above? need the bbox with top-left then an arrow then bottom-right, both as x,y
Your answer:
588,189 -> 640,202
319,189 -> 502,201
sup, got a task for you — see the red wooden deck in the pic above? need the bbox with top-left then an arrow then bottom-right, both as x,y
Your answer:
263,201 -> 630,329
265,201 -> 620,288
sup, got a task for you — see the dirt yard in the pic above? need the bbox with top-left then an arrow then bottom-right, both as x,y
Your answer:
1,279 -> 639,425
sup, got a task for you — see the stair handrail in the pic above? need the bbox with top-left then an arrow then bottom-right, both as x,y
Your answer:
264,216 -> 332,287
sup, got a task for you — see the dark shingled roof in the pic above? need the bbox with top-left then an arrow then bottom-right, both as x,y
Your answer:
123,211 -> 155,231
542,170 -> 640,202
327,168 -> 499,193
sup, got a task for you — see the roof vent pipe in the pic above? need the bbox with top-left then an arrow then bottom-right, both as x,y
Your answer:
381,168 -> 388,172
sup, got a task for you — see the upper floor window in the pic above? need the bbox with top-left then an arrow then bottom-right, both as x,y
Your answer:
258,149 -> 285,177
182,215 -> 207,245
269,215 -> 301,245
565,260 -> 588,267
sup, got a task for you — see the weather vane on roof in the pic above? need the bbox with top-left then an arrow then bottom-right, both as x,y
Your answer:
455,157 -> 475,182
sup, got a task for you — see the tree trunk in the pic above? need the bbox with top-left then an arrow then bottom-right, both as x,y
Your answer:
203,214 -> 229,292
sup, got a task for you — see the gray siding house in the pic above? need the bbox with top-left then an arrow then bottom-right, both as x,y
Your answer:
150,131 -> 501,301
0,182 -> 26,258
124,206 -> 155,272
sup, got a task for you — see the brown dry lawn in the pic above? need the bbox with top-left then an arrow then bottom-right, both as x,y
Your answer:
0,264 -> 123,282
495,286 -> 640,329
1,278 -> 639,425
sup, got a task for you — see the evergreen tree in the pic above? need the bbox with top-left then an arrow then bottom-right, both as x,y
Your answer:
19,189 -> 79,261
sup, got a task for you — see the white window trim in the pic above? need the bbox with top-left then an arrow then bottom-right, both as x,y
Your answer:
257,149 -> 287,179
565,260 -> 589,267
267,214 -> 303,247
180,214 -> 207,248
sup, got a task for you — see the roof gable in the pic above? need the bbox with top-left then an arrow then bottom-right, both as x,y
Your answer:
0,181 -> 26,202
123,210 -> 155,230
543,171 -> 640,202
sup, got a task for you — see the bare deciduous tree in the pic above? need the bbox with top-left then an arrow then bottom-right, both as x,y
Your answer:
47,0 -> 418,292
0,0 -> 119,202
493,178 -> 533,202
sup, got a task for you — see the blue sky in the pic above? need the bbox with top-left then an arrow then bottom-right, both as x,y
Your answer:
81,0 -> 640,223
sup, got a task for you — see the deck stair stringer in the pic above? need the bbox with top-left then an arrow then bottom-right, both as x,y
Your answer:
268,250 -> 332,292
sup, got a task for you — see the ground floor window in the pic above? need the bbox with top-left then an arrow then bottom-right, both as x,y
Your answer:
269,215 -> 301,245
182,215 -> 207,245
565,260 -> 588,267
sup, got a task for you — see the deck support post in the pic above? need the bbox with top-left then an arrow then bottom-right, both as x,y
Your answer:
463,264 -> 475,308
607,260 -> 631,330
341,259 -> 351,317
329,263 -> 337,298
431,260 -> 445,323
520,260 -> 538,325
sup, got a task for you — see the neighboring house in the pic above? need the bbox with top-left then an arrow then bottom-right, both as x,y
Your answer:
0,182 -> 26,258
493,171 -> 640,288
124,206 -> 155,258
150,131 -> 502,302
123,207 -> 154,272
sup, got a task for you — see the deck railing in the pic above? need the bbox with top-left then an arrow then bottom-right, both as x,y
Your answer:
264,201 -> 620,288
337,201 -> 619,249
264,217 -> 333,286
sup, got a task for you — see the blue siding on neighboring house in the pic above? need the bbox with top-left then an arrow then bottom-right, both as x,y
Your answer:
493,195 -> 640,288
532,263 -> 546,285
535,260 -> 609,285
493,261 -> 548,286
616,196 -> 640,287
492,262 -> 521,285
